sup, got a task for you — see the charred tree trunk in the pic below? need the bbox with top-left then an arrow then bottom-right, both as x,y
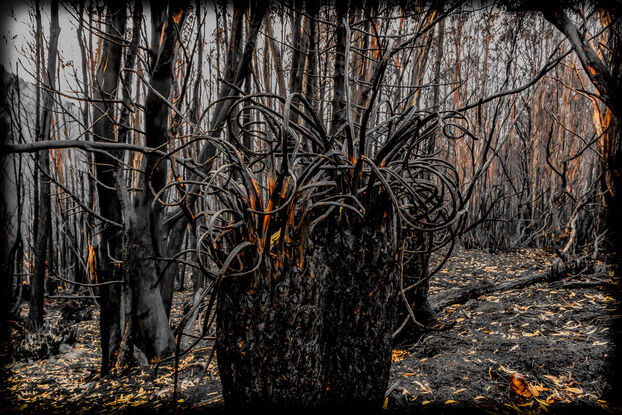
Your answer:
91,1 -> 126,374
394,232 -> 437,344
330,2 -> 348,136
115,0 -> 142,369
28,0 -> 60,330
321,206 -> 400,407
125,211 -> 174,361
1,69 -> 16,342
216,240 -> 331,407
126,1 -> 190,361
216,199 -> 400,409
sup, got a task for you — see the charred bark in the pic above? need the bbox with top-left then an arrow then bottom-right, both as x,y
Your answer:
124,1 -> 190,361
321,205 -> 400,408
216,242 -> 331,407
91,0 -> 126,374
394,232 -> 437,344
125,210 -> 174,361
330,2 -> 348,136
28,0 -> 60,330
216,199 -> 400,409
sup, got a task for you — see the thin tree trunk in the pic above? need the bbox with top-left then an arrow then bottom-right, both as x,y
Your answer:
28,0 -> 60,330
115,0 -> 142,369
330,3 -> 348,136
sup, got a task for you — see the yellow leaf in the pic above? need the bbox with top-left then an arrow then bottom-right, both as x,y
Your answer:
402,373 -> 416,377
270,230 -> 280,247
445,400 -> 458,404
454,388 -> 466,394
382,397 -> 388,410
565,387 -> 583,394
177,398 -> 184,403
474,395 -> 487,400
422,400 -> 432,405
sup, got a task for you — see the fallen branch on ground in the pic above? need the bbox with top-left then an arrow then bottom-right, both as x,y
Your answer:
430,256 -> 598,313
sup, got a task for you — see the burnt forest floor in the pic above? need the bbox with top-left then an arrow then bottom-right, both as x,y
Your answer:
1,247 -> 619,414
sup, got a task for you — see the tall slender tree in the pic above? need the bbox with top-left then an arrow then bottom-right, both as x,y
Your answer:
91,0 -> 126,373
27,0 -> 60,330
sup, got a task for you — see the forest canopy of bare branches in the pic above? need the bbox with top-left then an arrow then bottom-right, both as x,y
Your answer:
1,0 -> 620,412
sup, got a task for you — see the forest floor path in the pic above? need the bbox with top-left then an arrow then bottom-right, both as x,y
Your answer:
2,248 -> 617,414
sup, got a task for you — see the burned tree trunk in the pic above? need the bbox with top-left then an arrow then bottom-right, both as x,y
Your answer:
321,205 -> 400,407
216,239 -> 332,407
394,232 -> 437,343
28,0 -> 60,330
124,2 -> 190,361
91,1 -> 126,373
330,2 -> 348,135
216,199 -> 400,409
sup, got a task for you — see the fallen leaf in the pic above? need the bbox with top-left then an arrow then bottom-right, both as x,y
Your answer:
510,373 -> 532,398
445,400 -> 458,404
392,350 -> 409,362
565,387 -> 583,395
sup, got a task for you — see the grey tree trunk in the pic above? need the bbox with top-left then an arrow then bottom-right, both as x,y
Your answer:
91,1 -> 126,374
330,3 -> 348,136
127,1 -> 190,360
28,0 -> 60,330
115,0 -> 142,369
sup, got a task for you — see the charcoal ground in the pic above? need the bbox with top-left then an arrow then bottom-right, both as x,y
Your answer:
1,247 -> 618,414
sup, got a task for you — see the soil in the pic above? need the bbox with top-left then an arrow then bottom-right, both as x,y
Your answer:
1,247 -> 618,414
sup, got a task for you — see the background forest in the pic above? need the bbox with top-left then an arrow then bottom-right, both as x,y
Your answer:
0,0 -> 620,413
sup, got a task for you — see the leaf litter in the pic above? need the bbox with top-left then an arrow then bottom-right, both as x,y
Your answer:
387,247 -> 618,413
2,247 -> 617,414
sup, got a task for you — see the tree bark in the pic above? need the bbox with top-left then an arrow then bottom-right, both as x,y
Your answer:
126,1 -> 190,361
216,201 -> 400,409
28,0 -> 60,330
330,3 -> 348,136
115,0 -> 142,369
91,0 -> 126,374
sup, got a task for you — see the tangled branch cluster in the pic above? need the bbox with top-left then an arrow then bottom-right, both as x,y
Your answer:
165,92 -> 474,397
189,93 -> 468,279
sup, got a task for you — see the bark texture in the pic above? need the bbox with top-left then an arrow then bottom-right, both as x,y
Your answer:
394,232 -> 436,343
28,0 -> 60,330
216,199 -> 400,409
91,0 -> 125,373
